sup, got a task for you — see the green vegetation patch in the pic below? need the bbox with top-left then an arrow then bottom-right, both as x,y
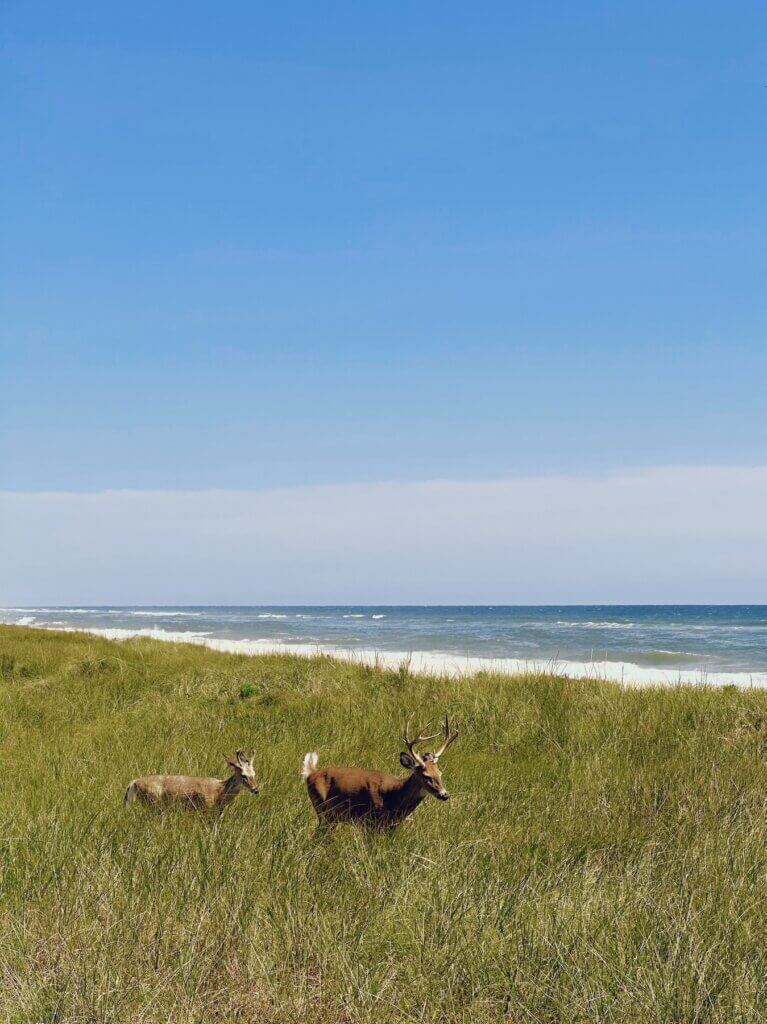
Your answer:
1,625 -> 766,1023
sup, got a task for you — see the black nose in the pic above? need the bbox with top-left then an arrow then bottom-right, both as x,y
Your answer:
439,792 -> 450,801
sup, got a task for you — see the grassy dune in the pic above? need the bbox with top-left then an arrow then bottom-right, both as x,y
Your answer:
1,626 -> 766,1023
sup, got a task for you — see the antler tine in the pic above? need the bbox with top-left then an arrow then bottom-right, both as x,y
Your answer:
402,715 -> 422,765
403,716 -> 439,766
433,713 -> 459,760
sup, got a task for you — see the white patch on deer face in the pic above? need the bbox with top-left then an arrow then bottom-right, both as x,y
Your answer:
239,761 -> 259,794
420,760 -> 449,801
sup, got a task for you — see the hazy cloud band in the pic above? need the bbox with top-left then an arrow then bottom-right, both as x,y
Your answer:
2,466 -> 765,604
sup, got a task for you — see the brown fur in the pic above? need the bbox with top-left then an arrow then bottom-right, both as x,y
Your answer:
306,758 -> 449,829
124,752 -> 259,810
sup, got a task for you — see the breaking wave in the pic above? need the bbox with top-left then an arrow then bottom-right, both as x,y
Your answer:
6,620 -> 767,690
128,610 -> 202,617
555,621 -> 636,629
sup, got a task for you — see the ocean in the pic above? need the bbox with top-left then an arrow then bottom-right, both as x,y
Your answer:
3,605 -> 767,687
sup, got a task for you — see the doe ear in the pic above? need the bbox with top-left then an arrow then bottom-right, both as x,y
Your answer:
400,752 -> 420,771
225,755 -> 241,771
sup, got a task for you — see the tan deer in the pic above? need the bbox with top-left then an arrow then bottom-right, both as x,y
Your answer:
124,750 -> 260,810
302,715 -> 458,828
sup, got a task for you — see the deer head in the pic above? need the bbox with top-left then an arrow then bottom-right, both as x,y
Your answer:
225,750 -> 260,795
399,715 -> 459,801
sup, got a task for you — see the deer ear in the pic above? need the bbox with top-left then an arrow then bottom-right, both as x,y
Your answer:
400,752 -> 419,771
225,756 -> 240,770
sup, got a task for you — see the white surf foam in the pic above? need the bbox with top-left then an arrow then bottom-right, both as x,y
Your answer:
53,626 -> 213,643
128,610 -> 202,617
555,620 -> 636,629
59,608 -> 116,614
10,621 -> 767,689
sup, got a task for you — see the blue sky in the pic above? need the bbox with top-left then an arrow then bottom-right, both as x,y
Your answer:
1,4 -> 766,603
2,1 -> 766,493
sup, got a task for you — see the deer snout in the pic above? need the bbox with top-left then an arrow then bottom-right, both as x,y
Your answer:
437,789 -> 450,801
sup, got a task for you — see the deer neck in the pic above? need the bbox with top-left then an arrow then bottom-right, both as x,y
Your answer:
391,773 -> 427,820
219,773 -> 243,806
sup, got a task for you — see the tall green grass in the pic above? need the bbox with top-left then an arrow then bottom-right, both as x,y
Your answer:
1,625 -> 766,1023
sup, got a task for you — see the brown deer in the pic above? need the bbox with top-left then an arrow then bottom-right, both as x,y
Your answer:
124,750 -> 260,810
302,715 -> 458,828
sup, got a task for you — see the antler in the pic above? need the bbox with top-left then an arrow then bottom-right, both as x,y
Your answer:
432,714 -> 459,761
403,716 -> 440,767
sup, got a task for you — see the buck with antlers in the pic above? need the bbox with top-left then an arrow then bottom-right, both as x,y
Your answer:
124,750 -> 260,810
302,715 -> 459,828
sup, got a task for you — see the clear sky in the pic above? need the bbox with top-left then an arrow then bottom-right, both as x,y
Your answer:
1,3 -> 766,601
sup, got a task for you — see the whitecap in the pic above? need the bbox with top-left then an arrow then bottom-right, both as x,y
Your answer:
56,608 -> 108,615
555,621 -> 635,629
654,649 -> 702,657
58,626 -> 212,643
129,610 -> 201,617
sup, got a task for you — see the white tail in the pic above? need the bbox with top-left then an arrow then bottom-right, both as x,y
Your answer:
124,780 -> 138,804
302,752 -> 319,778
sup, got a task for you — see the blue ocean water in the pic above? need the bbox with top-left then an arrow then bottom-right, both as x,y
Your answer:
3,606 -> 767,678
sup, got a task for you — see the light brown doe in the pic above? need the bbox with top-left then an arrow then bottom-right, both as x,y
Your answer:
124,750 -> 260,810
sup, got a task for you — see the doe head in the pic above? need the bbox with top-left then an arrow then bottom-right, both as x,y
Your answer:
399,714 -> 459,801
226,750 -> 260,795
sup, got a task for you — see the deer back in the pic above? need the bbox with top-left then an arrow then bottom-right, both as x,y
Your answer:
128,774 -> 226,809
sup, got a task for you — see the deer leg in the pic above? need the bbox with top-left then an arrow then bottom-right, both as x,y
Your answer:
313,819 -> 336,842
